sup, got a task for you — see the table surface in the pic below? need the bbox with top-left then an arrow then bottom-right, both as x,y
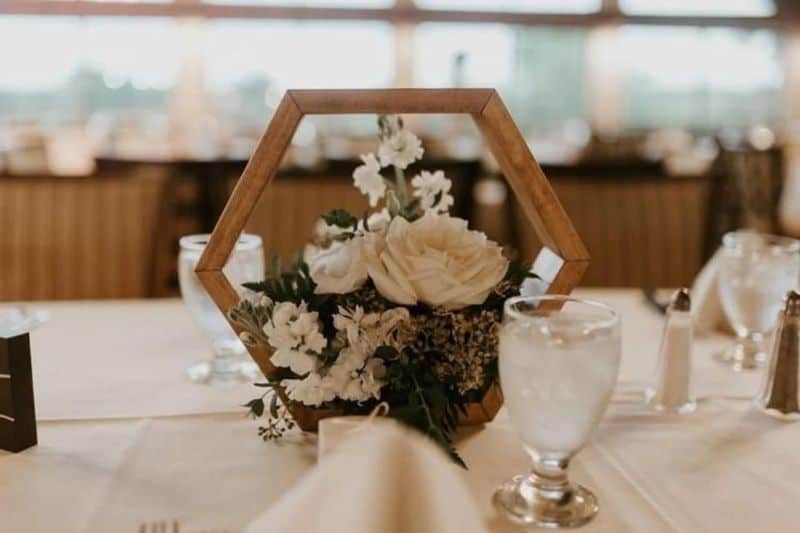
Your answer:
1,289 -> 795,533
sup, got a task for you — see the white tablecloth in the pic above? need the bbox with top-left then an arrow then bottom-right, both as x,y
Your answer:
1,290 -> 797,532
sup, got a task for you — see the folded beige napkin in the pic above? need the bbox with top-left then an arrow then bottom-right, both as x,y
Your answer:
690,248 -> 732,334
245,418 -> 488,533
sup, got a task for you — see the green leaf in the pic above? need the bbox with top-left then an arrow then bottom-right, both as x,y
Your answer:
374,345 -> 399,360
242,281 -> 269,292
244,398 -> 265,417
322,209 -> 358,229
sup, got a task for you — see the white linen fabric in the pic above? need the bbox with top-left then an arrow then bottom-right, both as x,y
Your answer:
690,248 -> 733,334
1,292 -> 799,532
246,419 -> 488,533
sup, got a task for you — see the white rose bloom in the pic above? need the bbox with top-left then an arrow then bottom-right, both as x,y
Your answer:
309,236 -> 370,295
378,129 -> 424,170
282,372 -> 336,406
365,211 -> 509,310
352,153 -> 386,207
411,170 -> 454,214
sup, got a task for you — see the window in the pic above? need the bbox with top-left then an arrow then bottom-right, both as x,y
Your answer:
618,26 -> 783,130
206,0 -> 393,6
619,0 -> 775,17
414,24 -> 587,134
414,0 -> 601,13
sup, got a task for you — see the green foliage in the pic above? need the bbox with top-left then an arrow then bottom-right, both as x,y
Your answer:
242,256 -> 323,309
396,197 -> 421,222
244,398 -> 265,417
384,349 -> 467,467
322,208 -> 359,230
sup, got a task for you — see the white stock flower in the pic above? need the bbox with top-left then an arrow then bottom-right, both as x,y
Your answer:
322,306 -> 408,402
282,372 -> 336,406
365,211 -> 509,310
263,301 -> 327,375
378,129 -> 424,170
352,153 -> 386,207
411,170 -> 454,213
309,236 -> 370,295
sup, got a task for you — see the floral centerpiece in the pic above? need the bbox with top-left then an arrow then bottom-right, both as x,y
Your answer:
229,115 -> 534,463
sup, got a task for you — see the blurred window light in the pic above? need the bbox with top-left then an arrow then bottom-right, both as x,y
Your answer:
414,24 -> 586,134
619,0 -> 775,17
414,23 -> 513,88
206,0 -> 393,6
414,0 -> 601,13
618,26 -> 782,129
202,20 -> 394,90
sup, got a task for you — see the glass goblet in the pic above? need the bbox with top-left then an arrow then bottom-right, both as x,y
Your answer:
716,231 -> 800,371
494,295 -> 621,529
178,233 -> 264,384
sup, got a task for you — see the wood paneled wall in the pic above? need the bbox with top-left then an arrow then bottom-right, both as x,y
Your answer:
244,176 -> 369,265
513,177 -> 711,287
0,169 -> 168,300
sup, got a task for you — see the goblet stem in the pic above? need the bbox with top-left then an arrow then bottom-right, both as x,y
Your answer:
716,332 -> 768,371
530,456 -> 572,498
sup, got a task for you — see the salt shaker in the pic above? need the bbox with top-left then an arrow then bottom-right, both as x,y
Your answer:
645,288 -> 697,414
756,290 -> 800,420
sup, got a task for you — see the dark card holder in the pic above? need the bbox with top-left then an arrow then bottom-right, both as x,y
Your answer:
0,333 -> 37,452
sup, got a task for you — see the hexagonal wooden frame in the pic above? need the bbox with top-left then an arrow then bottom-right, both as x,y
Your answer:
196,89 -> 590,429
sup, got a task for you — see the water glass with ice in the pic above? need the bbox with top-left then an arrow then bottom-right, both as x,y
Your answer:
178,233 -> 264,384
493,295 -> 621,529
716,231 -> 800,371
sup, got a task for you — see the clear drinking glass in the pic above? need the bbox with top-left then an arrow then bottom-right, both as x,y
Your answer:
178,233 -> 264,384
716,231 -> 800,371
494,295 -> 621,529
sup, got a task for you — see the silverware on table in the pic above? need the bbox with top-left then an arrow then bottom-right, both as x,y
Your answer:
138,521 -> 179,533
137,521 -> 228,533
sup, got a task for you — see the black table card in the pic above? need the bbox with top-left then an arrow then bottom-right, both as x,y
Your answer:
0,333 -> 37,452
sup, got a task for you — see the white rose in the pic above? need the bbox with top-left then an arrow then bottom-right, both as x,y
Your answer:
365,211 -> 509,310
309,236 -> 369,295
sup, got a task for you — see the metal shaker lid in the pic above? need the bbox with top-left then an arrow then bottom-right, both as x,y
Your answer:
669,288 -> 691,312
785,290 -> 800,318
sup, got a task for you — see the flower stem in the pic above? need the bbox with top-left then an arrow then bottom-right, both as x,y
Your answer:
393,166 -> 407,206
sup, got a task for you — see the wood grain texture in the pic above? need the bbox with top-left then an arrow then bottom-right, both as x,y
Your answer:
289,88 -> 493,115
197,88 -> 589,428
0,170 -> 167,300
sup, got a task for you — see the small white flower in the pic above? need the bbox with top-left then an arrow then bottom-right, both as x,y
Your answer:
282,372 -> 336,406
378,129 -> 424,170
263,301 -> 327,375
361,208 -> 391,234
353,153 -> 386,207
411,170 -> 454,213
271,347 -> 319,375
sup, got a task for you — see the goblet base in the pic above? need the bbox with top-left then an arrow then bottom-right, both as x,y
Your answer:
187,359 -> 260,385
493,474 -> 598,529
713,341 -> 768,371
